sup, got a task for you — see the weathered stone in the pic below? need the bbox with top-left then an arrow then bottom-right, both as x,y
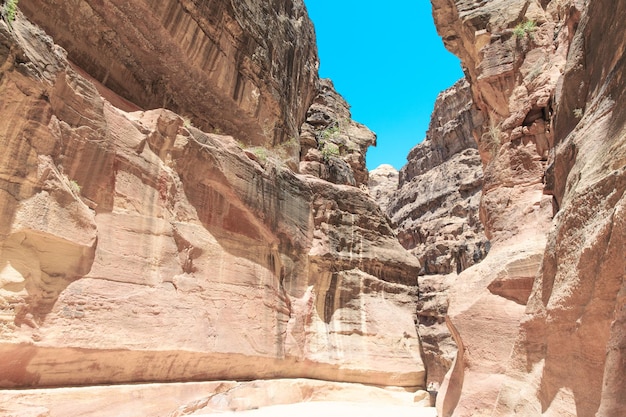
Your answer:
368,164 -> 398,213
300,79 -> 376,187
388,79 -> 487,278
18,0 -> 319,148
429,1 -> 626,416
0,10 -> 424,394
370,79 -> 489,389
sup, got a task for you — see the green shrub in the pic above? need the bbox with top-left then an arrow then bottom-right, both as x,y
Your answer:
481,119 -> 501,156
2,0 -> 18,23
573,108 -> 583,119
513,20 -> 537,39
320,125 -> 340,141
251,147 -> 268,162
321,142 -> 340,162
70,180 -> 81,194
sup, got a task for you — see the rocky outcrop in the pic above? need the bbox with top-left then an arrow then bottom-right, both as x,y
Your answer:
374,79 -> 489,387
299,79 -> 375,187
368,164 -> 398,213
430,0 -> 626,416
389,79 -> 487,276
17,0 -> 319,150
0,6 -> 425,399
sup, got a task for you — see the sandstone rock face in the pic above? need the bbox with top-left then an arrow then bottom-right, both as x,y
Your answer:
18,0 -> 319,148
0,8 -> 424,395
299,79 -> 376,187
507,1 -> 626,415
389,79 -> 487,277
378,79 -> 489,387
368,164 -> 398,213
430,0 -> 626,416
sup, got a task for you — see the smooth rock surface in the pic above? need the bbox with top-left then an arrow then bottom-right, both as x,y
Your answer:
0,379 -> 434,416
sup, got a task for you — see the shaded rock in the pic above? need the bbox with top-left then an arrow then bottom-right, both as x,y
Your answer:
415,274 -> 457,386
18,0 -> 319,148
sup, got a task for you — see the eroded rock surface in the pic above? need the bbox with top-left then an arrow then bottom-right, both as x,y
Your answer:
299,79 -> 376,187
368,164 -> 398,213
375,79 -> 489,387
389,79 -> 487,277
0,8 -> 424,395
430,0 -> 626,416
18,0 -> 319,149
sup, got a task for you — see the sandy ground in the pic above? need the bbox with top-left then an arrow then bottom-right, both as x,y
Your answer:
0,381 -> 439,417
206,402 -> 438,417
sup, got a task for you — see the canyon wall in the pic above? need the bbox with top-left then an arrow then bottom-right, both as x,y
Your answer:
430,0 -> 626,416
0,2 -> 426,405
371,78 -> 489,385
1,0 -> 624,415
17,0 -> 319,149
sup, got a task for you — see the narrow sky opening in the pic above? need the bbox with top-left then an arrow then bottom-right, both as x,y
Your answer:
303,1 -> 464,171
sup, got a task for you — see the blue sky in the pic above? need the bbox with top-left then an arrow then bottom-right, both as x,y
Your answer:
303,1 -> 464,170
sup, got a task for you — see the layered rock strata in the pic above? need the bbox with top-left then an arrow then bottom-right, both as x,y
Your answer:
389,79 -> 487,277
430,0 -> 626,416
373,78 -> 489,386
17,0 -> 319,149
0,8 -> 424,395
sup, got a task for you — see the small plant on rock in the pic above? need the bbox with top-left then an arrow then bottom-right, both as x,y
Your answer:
2,0 -> 18,26
573,108 -> 584,119
481,118 -> 502,156
321,142 -> 340,162
513,20 -> 537,39
320,125 -> 340,141
251,146 -> 268,162
69,180 -> 81,195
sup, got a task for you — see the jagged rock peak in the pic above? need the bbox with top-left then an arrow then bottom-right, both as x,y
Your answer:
388,78 -> 487,276
300,79 -> 376,187
399,78 -> 483,186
